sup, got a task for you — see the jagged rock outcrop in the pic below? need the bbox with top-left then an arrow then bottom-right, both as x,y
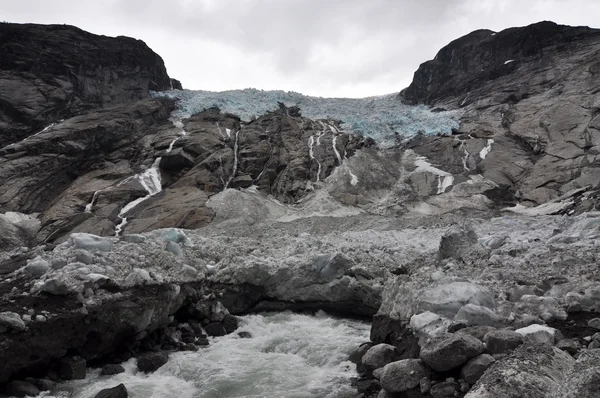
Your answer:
400,21 -> 600,210
0,23 -> 173,147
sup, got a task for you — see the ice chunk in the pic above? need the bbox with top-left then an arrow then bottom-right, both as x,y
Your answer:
71,233 -> 113,252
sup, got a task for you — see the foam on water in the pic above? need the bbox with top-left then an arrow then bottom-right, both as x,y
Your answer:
42,312 -> 369,398
154,88 -> 461,148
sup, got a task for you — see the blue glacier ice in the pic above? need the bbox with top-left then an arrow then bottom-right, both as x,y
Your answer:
153,88 -> 462,148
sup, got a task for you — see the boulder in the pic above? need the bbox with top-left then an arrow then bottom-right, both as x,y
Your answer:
0,311 -> 27,331
516,325 -> 560,345
455,304 -> 499,326
483,329 -> 524,355
361,344 -> 401,374
93,384 -> 128,398
39,279 -> 70,295
588,318 -> 600,330
57,356 -> 87,380
551,349 -> 600,398
349,342 -> 374,364
137,352 -> 168,373
100,364 -> 126,376
465,344 -> 574,398
3,380 -> 40,397
204,323 -> 226,337
420,333 -> 484,372
430,381 -> 460,398
379,359 -> 431,393
460,354 -> 495,384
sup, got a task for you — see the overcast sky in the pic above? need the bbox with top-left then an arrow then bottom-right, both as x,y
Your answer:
3,0 -> 600,97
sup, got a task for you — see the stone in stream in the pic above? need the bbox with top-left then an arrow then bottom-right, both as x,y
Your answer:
361,344 -> 401,374
93,384 -> 128,398
204,322 -> 227,337
137,352 -> 169,373
100,364 -> 126,376
3,380 -> 40,397
57,356 -> 87,380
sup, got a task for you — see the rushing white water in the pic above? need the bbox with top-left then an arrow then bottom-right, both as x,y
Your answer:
225,130 -> 240,188
308,135 -> 323,183
43,312 -> 369,398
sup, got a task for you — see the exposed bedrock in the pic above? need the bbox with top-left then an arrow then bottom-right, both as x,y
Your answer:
401,21 -> 600,210
0,23 -> 174,147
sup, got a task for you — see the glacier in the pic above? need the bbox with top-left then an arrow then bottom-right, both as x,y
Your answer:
153,88 -> 462,148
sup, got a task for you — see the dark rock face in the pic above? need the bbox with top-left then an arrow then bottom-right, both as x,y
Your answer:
401,21 -> 600,208
401,21 -> 600,106
3,380 -> 40,397
0,23 -> 173,147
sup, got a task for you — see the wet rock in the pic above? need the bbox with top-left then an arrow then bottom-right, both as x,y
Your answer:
100,364 -> 126,376
361,344 -> 401,375
350,342 -> 374,364
455,303 -> 499,326
420,333 -> 484,372
238,331 -> 252,339
223,315 -> 239,334
0,311 -> 27,331
93,384 -> 128,398
27,378 -> 56,392
182,343 -> 199,351
57,356 -> 87,380
460,353 -> 495,384
137,352 -> 169,373
483,329 -> 524,355
379,359 -> 431,393
204,322 -> 226,337
4,380 -> 40,397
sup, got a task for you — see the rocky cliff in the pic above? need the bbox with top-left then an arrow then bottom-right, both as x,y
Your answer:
401,21 -> 600,210
0,23 -> 175,147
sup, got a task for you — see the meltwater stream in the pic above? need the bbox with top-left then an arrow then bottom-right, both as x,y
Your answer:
43,312 -> 369,398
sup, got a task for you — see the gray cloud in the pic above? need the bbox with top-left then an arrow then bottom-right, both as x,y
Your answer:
2,0 -> 600,96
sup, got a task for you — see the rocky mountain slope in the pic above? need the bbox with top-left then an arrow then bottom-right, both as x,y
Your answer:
1,20 -> 600,398
401,21 -> 600,210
